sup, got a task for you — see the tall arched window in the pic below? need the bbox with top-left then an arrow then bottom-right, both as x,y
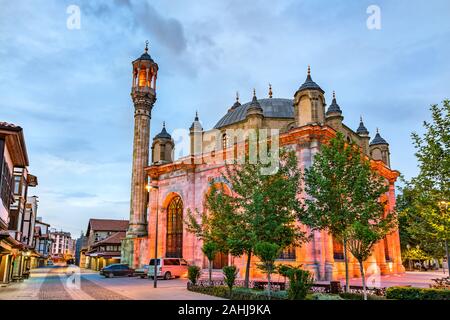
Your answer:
166,196 -> 183,258
333,237 -> 344,260
222,133 -> 229,149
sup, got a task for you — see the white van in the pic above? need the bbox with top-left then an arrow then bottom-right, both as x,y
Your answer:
146,258 -> 189,280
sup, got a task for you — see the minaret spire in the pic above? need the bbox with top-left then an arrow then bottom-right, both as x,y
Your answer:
269,83 -> 273,98
145,40 -> 149,53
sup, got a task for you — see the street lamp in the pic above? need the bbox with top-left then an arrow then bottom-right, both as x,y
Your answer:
147,183 -> 160,288
438,200 -> 449,276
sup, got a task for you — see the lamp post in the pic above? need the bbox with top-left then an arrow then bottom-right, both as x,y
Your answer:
147,183 -> 160,288
438,201 -> 449,276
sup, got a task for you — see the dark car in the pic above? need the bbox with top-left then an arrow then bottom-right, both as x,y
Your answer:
100,264 -> 135,278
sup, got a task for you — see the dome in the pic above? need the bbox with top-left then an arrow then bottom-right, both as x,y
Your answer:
326,92 -> 342,115
154,123 -> 171,140
297,66 -> 324,94
214,98 -> 294,129
356,117 -> 369,135
135,52 -> 154,63
370,130 -> 388,145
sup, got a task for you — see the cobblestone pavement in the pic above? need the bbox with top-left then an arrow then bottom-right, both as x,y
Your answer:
38,268 -> 72,300
0,266 -> 222,300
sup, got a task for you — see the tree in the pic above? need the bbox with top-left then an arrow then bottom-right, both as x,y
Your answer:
202,242 -> 218,286
346,217 -> 396,300
286,266 -> 314,300
408,100 -> 450,274
397,181 -> 446,269
303,132 -> 389,292
189,148 -> 307,288
254,242 -> 280,298
222,265 -> 238,297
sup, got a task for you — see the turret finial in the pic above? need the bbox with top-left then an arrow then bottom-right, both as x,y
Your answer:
307,65 -> 311,76
269,83 -> 273,98
360,115 -> 363,122
253,88 -> 256,98
376,127 -> 379,134
195,110 -> 199,121
333,90 -> 336,100
163,121 -> 165,128
145,40 -> 149,53
236,91 -> 240,102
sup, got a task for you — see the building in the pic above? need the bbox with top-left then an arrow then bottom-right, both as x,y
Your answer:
0,122 -> 38,283
49,230 -> 75,263
121,46 -> 404,281
74,231 -> 87,266
33,217 -> 52,267
83,219 -> 128,270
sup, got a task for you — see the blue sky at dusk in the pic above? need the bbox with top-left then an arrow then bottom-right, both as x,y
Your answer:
1,0 -> 449,236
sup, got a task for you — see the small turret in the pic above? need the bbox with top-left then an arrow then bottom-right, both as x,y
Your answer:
245,89 -> 264,128
369,128 -> 390,167
356,116 -> 370,154
325,91 -> 344,131
293,66 -> 326,127
151,122 -> 174,164
189,112 -> 203,155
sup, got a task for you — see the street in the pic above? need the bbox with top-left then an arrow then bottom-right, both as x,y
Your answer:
0,266 -> 223,300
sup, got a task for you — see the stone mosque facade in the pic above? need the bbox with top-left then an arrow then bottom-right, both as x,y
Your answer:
121,45 -> 405,281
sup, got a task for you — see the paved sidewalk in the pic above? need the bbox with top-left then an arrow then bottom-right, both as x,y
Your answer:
0,266 -> 223,300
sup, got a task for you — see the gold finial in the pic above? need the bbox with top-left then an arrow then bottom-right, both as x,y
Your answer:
307,65 -> 311,76
145,40 -> 149,52
236,91 -> 240,102
269,83 -> 273,98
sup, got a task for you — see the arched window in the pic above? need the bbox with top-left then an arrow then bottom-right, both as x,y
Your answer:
384,237 -> 391,261
166,196 -> 183,258
222,133 -> 229,149
333,237 -> 344,260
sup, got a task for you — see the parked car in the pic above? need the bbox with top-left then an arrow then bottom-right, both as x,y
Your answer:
135,264 -> 150,278
146,258 -> 189,280
100,264 -> 135,278
46,260 -> 54,266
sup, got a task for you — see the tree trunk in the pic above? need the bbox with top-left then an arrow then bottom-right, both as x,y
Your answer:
208,259 -> 212,286
267,269 -> 272,299
445,240 -> 450,277
359,260 -> 367,300
244,251 -> 252,288
343,238 -> 350,292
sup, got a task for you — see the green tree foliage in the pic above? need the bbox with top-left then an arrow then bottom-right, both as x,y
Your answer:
303,132 -> 389,291
254,242 -> 280,298
222,265 -> 238,297
186,148 -> 307,288
187,265 -> 201,285
346,218 -> 396,300
286,266 -> 314,300
202,242 -> 218,285
399,101 -> 450,273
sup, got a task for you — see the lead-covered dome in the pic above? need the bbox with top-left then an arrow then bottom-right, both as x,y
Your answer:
214,98 -> 294,129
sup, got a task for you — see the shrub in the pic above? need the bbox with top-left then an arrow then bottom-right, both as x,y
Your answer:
187,285 -> 287,300
308,293 -> 344,300
223,265 -> 238,296
386,286 -> 450,300
339,292 -> 386,300
286,267 -> 314,300
187,265 -> 201,285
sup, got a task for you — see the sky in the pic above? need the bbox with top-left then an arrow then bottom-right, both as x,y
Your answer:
0,0 -> 449,237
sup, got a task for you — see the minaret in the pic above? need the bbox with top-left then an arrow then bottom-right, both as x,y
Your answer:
127,41 -> 158,238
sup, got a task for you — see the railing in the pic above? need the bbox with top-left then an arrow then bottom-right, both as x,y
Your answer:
192,279 -> 386,296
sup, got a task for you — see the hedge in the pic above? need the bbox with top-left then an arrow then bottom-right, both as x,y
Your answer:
339,292 -> 386,300
386,286 -> 450,300
187,284 -> 287,300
